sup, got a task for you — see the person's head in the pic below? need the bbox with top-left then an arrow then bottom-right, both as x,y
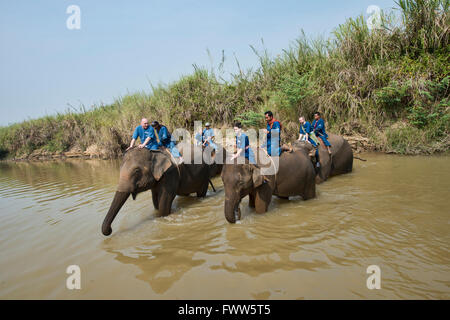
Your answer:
205,122 -> 211,128
264,111 -> 273,123
233,121 -> 242,134
141,118 -> 149,129
299,116 -> 305,124
314,112 -> 321,121
151,121 -> 160,129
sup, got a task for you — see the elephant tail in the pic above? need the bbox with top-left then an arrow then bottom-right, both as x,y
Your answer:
354,156 -> 367,162
208,179 -> 216,192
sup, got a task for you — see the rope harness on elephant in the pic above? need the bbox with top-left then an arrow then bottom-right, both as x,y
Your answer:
153,126 -> 181,178
164,148 -> 181,177
259,147 -> 278,190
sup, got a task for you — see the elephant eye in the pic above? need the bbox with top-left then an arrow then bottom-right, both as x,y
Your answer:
132,168 -> 142,178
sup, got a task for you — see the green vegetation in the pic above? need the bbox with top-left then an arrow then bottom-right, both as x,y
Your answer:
0,0 -> 448,159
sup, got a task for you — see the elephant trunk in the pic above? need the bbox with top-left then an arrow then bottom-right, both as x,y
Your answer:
102,191 -> 130,236
224,197 -> 240,224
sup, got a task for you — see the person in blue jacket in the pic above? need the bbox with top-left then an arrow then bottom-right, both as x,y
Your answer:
126,118 -> 159,151
261,111 -> 281,157
298,116 -> 317,147
230,121 -> 255,164
312,112 -> 332,155
151,121 -> 183,163
202,122 -> 217,150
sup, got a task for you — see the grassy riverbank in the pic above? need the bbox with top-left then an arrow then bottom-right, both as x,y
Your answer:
0,0 -> 448,160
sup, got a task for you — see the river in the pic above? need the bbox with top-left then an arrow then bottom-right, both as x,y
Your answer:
0,153 -> 449,299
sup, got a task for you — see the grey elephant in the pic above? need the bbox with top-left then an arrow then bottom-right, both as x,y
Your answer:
292,133 -> 353,183
221,148 -> 316,223
101,147 -> 210,236
177,141 -> 228,178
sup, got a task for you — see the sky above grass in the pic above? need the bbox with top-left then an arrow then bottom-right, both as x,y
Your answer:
0,0 -> 397,125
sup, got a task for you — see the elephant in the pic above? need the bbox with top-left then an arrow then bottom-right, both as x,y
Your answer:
101,147 -> 210,236
177,141 -> 227,178
221,148 -> 316,223
292,133 -> 353,183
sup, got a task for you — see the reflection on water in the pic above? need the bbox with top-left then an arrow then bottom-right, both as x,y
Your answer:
0,154 -> 449,299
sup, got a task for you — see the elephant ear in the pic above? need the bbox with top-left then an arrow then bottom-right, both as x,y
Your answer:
151,151 -> 174,181
252,165 -> 265,188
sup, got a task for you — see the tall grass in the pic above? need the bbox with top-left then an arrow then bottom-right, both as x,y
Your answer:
0,0 -> 448,159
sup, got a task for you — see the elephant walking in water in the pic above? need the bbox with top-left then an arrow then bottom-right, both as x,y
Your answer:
221,148 -> 316,223
101,147 -> 210,236
293,133 -> 353,183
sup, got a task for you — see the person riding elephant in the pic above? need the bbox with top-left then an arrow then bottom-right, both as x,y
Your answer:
312,112 -> 332,155
292,133 -> 353,183
230,121 -> 256,164
261,111 -> 282,157
221,146 -> 316,224
126,118 -> 159,151
298,116 -> 319,147
151,121 -> 184,164
101,147 -> 210,236
201,122 -> 218,151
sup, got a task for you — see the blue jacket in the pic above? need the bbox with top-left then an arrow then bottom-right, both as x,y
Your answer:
132,125 -> 158,150
312,118 -> 328,139
236,132 -> 255,164
155,125 -> 172,147
202,128 -> 215,146
299,122 -> 312,135
263,120 -> 281,156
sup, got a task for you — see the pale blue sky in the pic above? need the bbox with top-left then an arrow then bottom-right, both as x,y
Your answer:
0,0 -> 396,125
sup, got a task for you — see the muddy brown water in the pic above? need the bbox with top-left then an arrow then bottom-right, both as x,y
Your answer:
0,153 -> 449,299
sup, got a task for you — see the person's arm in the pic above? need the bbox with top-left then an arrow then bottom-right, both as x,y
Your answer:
160,127 -> 168,142
273,122 -> 281,135
232,147 -> 243,160
202,131 -> 208,146
127,138 -> 136,150
138,137 -> 151,148
270,122 -> 281,144
316,120 -> 324,131
127,127 -> 139,150
231,136 -> 244,159
261,128 -> 268,148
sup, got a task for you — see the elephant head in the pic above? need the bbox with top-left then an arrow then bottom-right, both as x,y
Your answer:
292,140 -> 331,183
292,140 -> 316,160
221,159 -> 270,223
101,148 -> 174,236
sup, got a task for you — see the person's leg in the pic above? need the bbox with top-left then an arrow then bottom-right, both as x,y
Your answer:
321,136 -> 332,154
168,142 -> 184,163
315,148 -> 320,167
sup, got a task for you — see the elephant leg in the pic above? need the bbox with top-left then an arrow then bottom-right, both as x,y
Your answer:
157,190 -> 175,216
255,184 -> 272,214
249,193 -> 256,208
151,189 -> 159,210
303,178 -> 316,200
196,181 -> 208,198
